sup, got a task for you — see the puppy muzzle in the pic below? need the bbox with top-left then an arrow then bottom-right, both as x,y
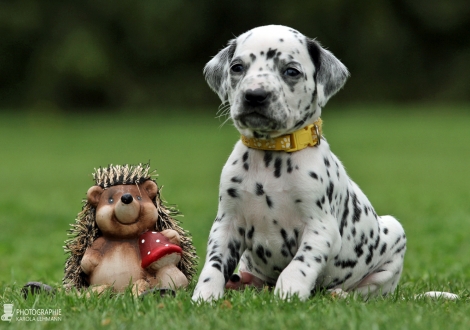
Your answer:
234,88 -> 280,130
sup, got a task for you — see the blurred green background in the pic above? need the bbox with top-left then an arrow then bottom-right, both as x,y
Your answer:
0,1 -> 469,290
0,0 -> 469,109
1,106 -> 469,287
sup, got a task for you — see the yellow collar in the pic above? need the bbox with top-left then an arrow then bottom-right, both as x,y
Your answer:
241,118 -> 322,152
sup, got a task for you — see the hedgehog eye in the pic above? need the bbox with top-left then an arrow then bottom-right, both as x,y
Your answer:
108,198 -> 114,204
136,196 -> 142,201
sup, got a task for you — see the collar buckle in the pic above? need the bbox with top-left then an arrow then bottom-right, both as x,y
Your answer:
285,125 -> 317,152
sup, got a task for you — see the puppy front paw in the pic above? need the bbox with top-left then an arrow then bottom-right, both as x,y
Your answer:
192,273 -> 226,302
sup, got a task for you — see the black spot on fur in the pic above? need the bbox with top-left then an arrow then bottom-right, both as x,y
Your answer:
227,188 -> 239,198
274,157 -> 282,178
365,244 -> 374,265
280,229 -> 295,257
294,229 -> 299,239
266,195 -> 273,208
243,163 -> 249,171
384,228 -> 389,235
314,256 -> 322,263
316,200 -> 323,210
238,227 -> 245,236
289,238 -> 296,249
326,182 -> 334,204
334,259 -> 357,268
256,245 -> 268,264
249,53 -> 256,62
339,192 -> 350,236
256,183 -> 264,196
294,112 -> 309,128
281,229 -> 288,240
266,48 -> 277,59
287,158 -> 293,173
373,234 -> 380,250
214,213 -> 225,223
294,255 -> 304,262
295,199 -> 302,203
264,151 -> 273,167
231,176 -> 242,183
324,157 -> 330,167
224,257 -> 238,282
395,244 -> 406,254
203,278 -> 210,283
210,255 -> 222,264
355,243 -> 364,258
309,171 -> 318,180
351,193 -> 362,223
242,151 -> 249,162
247,226 -> 255,239
228,240 -> 241,259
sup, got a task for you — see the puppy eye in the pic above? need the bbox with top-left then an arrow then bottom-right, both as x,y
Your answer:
284,68 -> 301,77
108,198 -> 114,204
230,64 -> 244,73
136,196 -> 142,201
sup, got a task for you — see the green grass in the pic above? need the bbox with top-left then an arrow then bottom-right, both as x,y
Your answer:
1,104 -> 469,329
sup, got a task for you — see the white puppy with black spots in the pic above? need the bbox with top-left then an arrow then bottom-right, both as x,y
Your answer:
192,25 -> 406,302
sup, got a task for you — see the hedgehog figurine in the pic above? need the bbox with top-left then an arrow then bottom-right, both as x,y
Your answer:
63,163 -> 197,296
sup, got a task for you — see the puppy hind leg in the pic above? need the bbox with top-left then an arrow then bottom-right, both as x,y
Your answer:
353,267 -> 402,297
347,215 -> 405,298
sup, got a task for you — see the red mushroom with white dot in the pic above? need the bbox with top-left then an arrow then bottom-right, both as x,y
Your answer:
139,231 -> 188,289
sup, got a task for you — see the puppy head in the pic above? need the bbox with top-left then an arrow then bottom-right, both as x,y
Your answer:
205,25 -> 349,138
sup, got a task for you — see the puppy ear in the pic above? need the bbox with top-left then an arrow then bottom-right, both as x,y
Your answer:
307,39 -> 349,107
204,39 -> 237,102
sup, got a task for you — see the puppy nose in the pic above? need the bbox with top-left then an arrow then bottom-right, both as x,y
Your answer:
244,88 -> 269,106
121,193 -> 133,204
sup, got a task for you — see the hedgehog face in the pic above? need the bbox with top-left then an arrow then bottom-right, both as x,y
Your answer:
87,181 -> 159,239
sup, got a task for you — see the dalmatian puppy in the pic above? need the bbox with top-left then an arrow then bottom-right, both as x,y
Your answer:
192,25 -> 406,302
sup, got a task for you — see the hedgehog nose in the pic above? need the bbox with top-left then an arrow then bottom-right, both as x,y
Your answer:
121,193 -> 133,204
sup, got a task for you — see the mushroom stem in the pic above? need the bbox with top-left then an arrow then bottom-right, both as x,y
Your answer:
153,265 -> 189,289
